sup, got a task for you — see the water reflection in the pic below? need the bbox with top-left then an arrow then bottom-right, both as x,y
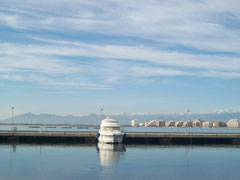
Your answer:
1,143 -> 240,180
97,143 -> 126,166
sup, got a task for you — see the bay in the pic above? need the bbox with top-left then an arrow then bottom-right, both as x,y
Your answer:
2,125 -> 240,134
1,143 -> 240,180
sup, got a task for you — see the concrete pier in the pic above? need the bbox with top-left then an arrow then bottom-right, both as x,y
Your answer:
0,131 -> 240,144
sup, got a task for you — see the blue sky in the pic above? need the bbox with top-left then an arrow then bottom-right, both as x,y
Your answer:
1,0 -> 240,119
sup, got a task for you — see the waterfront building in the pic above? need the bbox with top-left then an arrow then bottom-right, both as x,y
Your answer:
174,121 -> 183,127
219,122 -> 227,128
182,121 -> 192,128
192,119 -> 204,128
131,119 -> 138,127
156,120 -> 165,127
213,122 -> 218,128
139,123 -> 144,127
227,119 -> 240,128
202,121 -> 213,128
213,121 -> 227,128
145,120 -> 157,127
165,120 -> 175,127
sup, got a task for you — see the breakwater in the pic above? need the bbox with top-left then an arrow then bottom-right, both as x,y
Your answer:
1,130 -> 240,144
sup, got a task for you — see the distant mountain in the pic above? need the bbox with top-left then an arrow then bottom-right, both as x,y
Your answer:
0,112 -> 102,125
1,112 -> 240,125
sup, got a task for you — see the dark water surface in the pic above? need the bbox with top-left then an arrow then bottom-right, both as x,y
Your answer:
1,143 -> 240,180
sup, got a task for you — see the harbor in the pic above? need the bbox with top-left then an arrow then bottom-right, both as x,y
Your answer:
1,130 -> 240,144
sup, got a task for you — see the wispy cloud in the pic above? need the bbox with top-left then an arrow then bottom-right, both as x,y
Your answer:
1,39 -> 240,93
2,0 -> 240,118
1,0 -> 240,52
1,0 -> 240,91
1,40 -> 240,71
0,14 -> 21,29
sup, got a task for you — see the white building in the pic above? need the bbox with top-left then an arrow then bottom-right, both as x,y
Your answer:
145,120 -> 157,127
166,120 -> 175,127
131,119 -> 138,127
182,121 -> 192,128
156,120 -> 165,127
213,121 -> 227,128
174,121 -> 183,127
192,119 -> 204,127
227,119 -> 240,128
139,123 -> 144,127
202,121 -> 213,128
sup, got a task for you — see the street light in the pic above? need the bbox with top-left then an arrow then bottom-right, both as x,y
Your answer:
100,108 -> 103,120
11,107 -> 14,131
185,110 -> 190,134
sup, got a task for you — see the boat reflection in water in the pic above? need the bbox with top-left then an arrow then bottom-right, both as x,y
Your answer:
97,142 -> 126,166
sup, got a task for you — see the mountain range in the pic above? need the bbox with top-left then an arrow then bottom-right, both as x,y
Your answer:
1,111 -> 240,125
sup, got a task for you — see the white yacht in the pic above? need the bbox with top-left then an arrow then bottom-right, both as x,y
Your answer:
97,117 -> 125,144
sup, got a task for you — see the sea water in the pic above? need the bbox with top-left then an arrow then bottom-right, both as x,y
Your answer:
2,125 -> 240,133
0,143 -> 240,180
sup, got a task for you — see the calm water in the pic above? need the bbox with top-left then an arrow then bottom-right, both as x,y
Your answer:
2,125 -> 240,133
1,143 -> 240,180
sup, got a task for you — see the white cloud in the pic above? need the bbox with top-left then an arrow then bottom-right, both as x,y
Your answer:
1,0 -> 240,52
0,14 -> 20,29
2,40 -> 240,72
1,0 -> 240,90
1,40 -> 240,93
130,67 -> 191,77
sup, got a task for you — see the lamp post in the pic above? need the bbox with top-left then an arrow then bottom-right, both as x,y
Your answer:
100,108 -> 103,120
11,107 -> 14,131
185,109 -> 190,134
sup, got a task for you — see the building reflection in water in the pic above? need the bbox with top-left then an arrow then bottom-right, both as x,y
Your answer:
96,142 -> 126,166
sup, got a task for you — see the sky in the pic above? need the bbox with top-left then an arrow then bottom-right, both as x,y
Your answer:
1,0 -> 240,119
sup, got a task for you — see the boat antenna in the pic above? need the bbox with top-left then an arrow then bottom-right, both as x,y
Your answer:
100,108 -> 103,120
